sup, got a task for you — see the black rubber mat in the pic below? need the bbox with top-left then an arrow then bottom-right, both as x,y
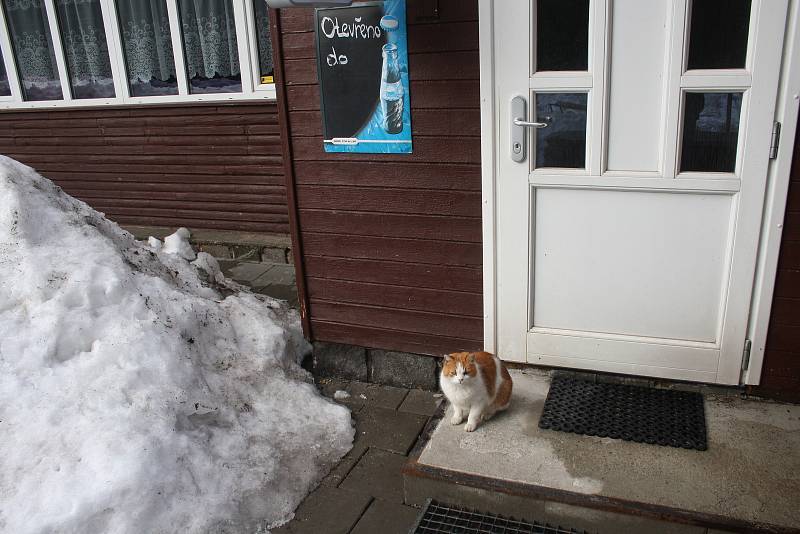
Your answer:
538,376 -> 707,451
410,499 -> 588,533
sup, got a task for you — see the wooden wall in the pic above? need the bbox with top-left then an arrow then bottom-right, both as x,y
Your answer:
276,0 -> 484,355
0,102 -> 288,233
752,115 -> 800,403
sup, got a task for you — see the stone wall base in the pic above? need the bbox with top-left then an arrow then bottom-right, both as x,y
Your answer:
123,226 -> 292,265
313,342 -> 440,391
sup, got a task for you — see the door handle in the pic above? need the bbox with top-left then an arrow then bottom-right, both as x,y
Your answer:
513,118 -> 549,128
510,95 -> 549,163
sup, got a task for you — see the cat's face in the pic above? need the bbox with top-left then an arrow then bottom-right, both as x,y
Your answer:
442,352 -> 478,385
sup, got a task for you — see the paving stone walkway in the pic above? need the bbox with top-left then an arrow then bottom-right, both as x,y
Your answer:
220,260 -> 299,307
273,377 -> 443,534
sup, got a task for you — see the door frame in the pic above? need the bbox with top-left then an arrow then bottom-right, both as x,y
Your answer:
477,0 -> 800,385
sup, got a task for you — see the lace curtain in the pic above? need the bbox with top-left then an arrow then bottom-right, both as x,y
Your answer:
117,0 -> 177,96
2,0 -> 63,100
55,0 -> 115,98
253,0 -> 272,80
0,49 -> 10,96
178,0 -> 241,93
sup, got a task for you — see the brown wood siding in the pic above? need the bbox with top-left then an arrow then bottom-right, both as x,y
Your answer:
277,1 -> 484,355
752,114 -> 800,403
0,102 -> 289,233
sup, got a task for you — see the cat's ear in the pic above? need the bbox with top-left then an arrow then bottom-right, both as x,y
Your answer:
443,353 -> 453,362
467,353 -> 476,364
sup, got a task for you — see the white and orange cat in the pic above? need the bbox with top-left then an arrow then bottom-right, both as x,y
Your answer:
440,351 -> 512,432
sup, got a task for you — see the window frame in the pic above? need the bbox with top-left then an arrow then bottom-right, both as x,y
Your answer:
0,0 -> 276,109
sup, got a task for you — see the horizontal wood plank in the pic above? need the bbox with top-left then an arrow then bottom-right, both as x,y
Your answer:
69,193 -> 288,212
111,215 -> 287,233
288,108 -> 481,138
768,297 -> 800,326
284,51 -> 479,85
280,20 -> 478,60
302,233 -> 482,267
291,136 -> 481,164
773,268 -> 800,299
307,278 -> 482,316
297,185 -> 480,216
765,323 -> 800,352
311,320 -> 482,356
293,161 -> 480,190
311,300 -> 482,340
278,0 -> 477,33
1,102 -> 288,233
304,256 -> 482,293
299,209 -> 481,242
286,80 -> 480,111
56,181 -> 285,194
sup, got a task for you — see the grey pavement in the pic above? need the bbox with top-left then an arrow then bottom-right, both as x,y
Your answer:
220,260 -> 298,308
273,377 -> 443,534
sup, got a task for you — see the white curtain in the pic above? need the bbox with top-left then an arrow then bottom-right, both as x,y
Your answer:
178,0 -> 240,93
55,0 -> 115,98
253,0 -> 272,78
2,0 -> 63,100
117,0 -> 177,95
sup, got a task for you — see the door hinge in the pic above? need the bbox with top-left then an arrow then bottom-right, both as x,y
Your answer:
769,121 -> 781,160
741,339 -> 752,371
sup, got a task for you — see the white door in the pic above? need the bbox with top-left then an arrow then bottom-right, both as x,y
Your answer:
493,0 -> 788,384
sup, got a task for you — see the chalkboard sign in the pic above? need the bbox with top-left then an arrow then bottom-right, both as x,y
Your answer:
315,0 -> 412,153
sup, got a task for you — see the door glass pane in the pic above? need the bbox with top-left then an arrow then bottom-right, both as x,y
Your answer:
536,0 -> 589,72
535,93 -> 587,169
253,0 -> 273,84
0,49 -> 10,96
680,92 -> 742,173
116,0 -> 178,96
178,0 -> 241,94
55,0 -> 116,99
2,0 -> 63,100
687,0 -> 751,70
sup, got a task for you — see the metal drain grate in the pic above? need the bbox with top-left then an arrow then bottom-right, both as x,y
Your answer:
539,376 -> 707,451
410,499 -> 588,533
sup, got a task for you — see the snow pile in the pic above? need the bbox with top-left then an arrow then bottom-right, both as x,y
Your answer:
0,157 -> 354,534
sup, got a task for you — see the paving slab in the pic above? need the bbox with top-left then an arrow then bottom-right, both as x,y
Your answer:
416,369 -> 800,531
347,381 -> 409,410
222,262 -> 272,284
256,284 -> 298,306
350,499 -> 421,534
354,406 -> 428,455
320,447 -> 368,488
271,486 -> 372,534
340,448 -> 408,503
398,388 -> 443,416
253,263 -> 295,287
315,376 -> 351,399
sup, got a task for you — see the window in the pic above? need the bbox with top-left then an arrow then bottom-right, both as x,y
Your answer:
0,42 -> 11,96
116,0 -> 178,96
0,0 -> 275,108
2,0 -> 63,101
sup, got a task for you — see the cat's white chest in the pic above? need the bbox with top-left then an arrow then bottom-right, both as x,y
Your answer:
440,373 -> 486,408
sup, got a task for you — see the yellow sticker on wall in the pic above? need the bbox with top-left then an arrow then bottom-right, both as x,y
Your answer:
261,76 -> 274,84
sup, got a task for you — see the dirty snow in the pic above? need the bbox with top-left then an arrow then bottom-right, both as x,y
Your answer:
333,390 -> 350,400
0,157 -> 354,533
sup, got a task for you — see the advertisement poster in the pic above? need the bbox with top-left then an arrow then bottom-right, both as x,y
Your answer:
315,0 -> 412,153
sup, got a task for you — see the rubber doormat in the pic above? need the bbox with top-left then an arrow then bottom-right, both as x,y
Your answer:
538,376 -> 707,451
410,499 -> 588,533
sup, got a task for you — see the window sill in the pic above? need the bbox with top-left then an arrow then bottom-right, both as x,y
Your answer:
0,86 -> 277,111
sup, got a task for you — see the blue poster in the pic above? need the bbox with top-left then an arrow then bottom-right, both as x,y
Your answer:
315,0 -> 412,153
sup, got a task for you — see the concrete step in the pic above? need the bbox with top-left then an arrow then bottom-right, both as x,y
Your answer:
403,369 -> 800,534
